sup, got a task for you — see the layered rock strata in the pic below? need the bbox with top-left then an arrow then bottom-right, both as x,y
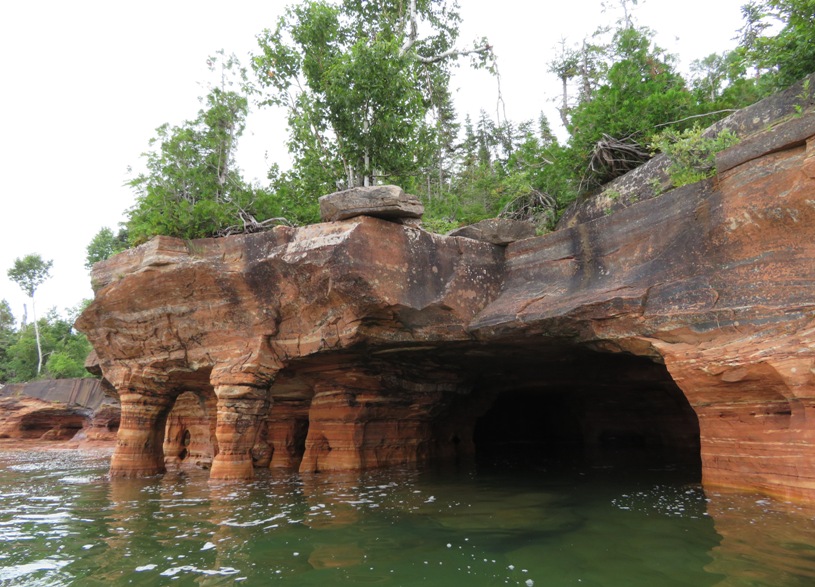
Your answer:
0,397 -> 89,441
0,378 -> 119,443
78,76 -> 815,502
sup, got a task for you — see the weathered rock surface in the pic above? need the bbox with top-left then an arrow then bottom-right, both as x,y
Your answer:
319,185 -> 424,222
0,397 -> 89,441
449,218 -> 536,245
78,218 -> 503,478
78,75 -> 815,502
0,378 -> 119,443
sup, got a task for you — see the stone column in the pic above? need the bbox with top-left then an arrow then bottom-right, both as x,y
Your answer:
210,385 -> 271,480
110,391 -> 175,477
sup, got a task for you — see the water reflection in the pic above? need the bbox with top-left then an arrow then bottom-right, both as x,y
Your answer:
0,449 -> 814,586
705,492 -> 815,587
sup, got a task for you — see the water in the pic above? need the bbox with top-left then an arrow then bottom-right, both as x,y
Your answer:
0,449 -> 814,586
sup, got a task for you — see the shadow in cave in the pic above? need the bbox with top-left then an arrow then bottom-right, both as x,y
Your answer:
472,348 -> 701,482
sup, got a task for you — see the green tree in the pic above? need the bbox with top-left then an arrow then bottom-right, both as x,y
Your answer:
0,300 -> 15,382
85,227 -> 129,269
565,25 -> 693,189
251,0 -> 492,209
1,308 -> 93,383
126,52 -> 281,243
7,254 -> 52,377
742,0 -> 815,90
439,111 -> 567,232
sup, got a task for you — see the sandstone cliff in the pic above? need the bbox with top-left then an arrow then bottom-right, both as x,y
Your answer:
77,75 -> 815,502
0,378 -> 118,442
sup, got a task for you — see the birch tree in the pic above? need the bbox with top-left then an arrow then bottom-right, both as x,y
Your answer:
7,254 -> 52,377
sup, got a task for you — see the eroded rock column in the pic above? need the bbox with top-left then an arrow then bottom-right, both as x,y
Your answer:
301,387 -> 433,472
210,385 -> 271,480
111,390 -> 176,477
658,336 -> 815,502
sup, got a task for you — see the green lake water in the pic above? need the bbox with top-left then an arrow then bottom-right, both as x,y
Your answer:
0,448 -> 814,586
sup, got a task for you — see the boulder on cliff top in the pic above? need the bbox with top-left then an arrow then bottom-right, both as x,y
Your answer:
319,185 -> 424,222
448,218 -> 536,245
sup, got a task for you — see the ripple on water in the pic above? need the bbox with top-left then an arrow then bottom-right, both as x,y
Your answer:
0,452 -> 814,586
0,558 -> 70,582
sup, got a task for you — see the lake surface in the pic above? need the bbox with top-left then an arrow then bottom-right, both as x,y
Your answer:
0,448 -> 813,586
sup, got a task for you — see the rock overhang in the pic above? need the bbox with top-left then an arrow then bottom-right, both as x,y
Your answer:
77,75 -> 815,501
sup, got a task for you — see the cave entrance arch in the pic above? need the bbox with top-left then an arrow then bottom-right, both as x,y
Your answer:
470,347 -> 701,479
163,387 -> 218,471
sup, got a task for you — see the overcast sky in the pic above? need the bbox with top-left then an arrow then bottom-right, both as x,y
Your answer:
0,0 -> 748,325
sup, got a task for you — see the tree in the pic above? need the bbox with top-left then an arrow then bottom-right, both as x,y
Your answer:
126,52 -> 281,243
7,254 -> 52,377
251,0 -> 493,206
0,307 -> 93,383
0,300 -> 15,382
562,23 -> 693,189
85,227 -> 129,269
741,0 -> 815,90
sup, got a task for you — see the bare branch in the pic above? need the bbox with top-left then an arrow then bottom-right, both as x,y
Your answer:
399,0 -> 491,64
414,44 -> 492,64
653,109 -> 739,129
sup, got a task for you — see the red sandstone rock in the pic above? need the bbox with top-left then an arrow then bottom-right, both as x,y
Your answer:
448,218 -> 536,245
319,185 -> 424,222
0,378 -> 119,445
0,397 -> 88,441
77,75 -> 815,502
163,390 -> 216,470
79,402 -> 120,443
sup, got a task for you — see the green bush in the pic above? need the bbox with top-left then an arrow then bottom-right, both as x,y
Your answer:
649,126 -> 739,187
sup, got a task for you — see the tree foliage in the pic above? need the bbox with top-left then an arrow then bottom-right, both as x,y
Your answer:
7,254 -> 52,299
7,254 -> 53,377
111,0 -> 815,248
742,0 -> 815,90
650,126 -> 740,187
0,307 -> 93,383
251,0 -> 491,210
126,53 -> 281,244
85,227 -> 129,269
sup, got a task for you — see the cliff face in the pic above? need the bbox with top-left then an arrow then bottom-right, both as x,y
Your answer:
0,378 -> 119,443
77,76 -> 815,501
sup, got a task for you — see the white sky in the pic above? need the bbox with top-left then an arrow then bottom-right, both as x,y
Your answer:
0,0 -> 747,325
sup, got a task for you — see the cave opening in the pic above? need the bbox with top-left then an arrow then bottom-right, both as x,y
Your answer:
163,388 -> 217,471
471,348 -> 701,480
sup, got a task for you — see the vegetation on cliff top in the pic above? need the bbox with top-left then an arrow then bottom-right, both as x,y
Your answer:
87,0 -> 813,257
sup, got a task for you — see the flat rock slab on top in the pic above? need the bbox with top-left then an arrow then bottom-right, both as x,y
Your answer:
448,218 -> 536,245
319,185 -> 424,222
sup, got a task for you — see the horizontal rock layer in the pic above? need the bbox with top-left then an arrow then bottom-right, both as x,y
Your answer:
0,379 -> 119,444
77,76 -> 815,502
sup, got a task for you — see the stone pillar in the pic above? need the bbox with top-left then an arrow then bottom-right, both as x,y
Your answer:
110,391 -> 175,477
210,385 -> 271,480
